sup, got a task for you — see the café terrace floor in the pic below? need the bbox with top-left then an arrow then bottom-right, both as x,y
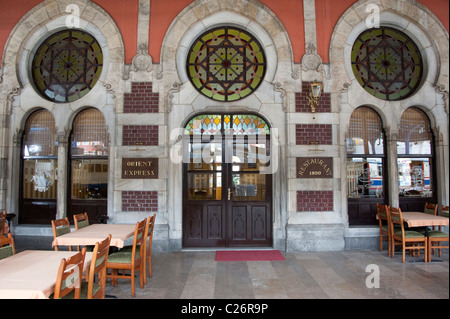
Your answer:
100,249 -> 449,299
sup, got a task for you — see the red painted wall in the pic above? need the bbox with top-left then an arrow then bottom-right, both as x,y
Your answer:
0,1 -> 448,68
92,0 -> 139,64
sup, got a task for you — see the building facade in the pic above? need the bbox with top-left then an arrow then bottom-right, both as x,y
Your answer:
0,0 -> 448,251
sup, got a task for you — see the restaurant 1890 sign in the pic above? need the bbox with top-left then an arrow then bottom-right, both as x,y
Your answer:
122,158 -> 158,179
297,157 -> 333,178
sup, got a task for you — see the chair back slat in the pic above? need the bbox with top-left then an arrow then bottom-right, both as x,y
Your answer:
54,247 -> 86,299
87,234 -> 111,299
424,203 -> 437,216
389,206 -> 403,225
73,213 -> 89,230
131,218 -> 147,264
0,233 -> 16,259
51,218 -> 72,251
441,206 -> 449,218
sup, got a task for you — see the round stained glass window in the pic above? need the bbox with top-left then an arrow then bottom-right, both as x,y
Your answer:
32,30 -> 103,103
186,26 -> 266,102
351,27 -> 423,101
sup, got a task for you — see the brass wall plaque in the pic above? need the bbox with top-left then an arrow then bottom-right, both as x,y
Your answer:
122,158 -> 158,179
296,157 -> 333,178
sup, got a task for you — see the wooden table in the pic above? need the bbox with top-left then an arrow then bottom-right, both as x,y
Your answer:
402,212 -> 449,262
52,224 -> 135,249
0,250 -> 93,299
402,212 -> 449,232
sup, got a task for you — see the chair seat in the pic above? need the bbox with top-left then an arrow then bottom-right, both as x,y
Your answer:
394,230 -> 425,239
107,251 -> 134,264
428,231 -> 449,238
58,282 -> 101,299
120,244 -> 141,252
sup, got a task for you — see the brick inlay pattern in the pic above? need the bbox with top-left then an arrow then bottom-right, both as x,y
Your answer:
124,82 -> 159,113
296,124 -> 332,145
122,191 -> 158,212
123,125 -> 158,146
297,191 -> 333,212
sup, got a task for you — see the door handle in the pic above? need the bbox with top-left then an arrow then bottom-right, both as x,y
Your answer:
228,188 -> 231,200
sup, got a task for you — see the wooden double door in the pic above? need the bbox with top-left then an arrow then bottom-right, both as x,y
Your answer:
183,133 -> 272,248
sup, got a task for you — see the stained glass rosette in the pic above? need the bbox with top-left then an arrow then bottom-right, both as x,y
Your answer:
32,30 -> 103,103
351,27 -> 423,101
187,27 -> 266,102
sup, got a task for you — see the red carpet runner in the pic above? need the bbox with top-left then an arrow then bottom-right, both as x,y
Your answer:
215,250 -> 285,261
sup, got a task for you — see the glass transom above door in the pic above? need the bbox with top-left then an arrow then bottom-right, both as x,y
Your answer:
186,26 -> 267,102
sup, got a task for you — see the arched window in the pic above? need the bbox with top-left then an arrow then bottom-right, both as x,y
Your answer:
398,108 -> 434,206
20,110 -> 58,224
69,108 -> 108,222
346,107 -> 386,225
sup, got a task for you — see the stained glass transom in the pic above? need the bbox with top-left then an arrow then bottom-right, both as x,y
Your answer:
351,27 -> 423,101
185,114 -> 269,135
186,26 -> 266,102
32,30 -> 103,103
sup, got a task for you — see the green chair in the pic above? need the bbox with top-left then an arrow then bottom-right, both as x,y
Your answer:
0,210 -> 6,237
73,212 -> 93,252
428,205 -> 449,260
389,206 -> 427,263
120,214 -> 156,283
0,233 -> 16,260
107,218 -> 147,297
53,247 -> 86,299
61,235 -> 112,299
51,218 -> 72,251
377,204 -> 391,256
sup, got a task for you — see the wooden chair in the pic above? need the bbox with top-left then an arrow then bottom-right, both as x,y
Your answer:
121,214 -> 156,283
0,210 -> 7,237
0,233 -> 16,260
377,204 -> 391,256
440,205 -> 449,218
106,218 -> 147,297
428,205 -> 449,260
389,206 -> 427,263
85,234 -> 111,299
73,212 -> 89,230
423,202 -> 438,230
73,212 -> 91,252
53,247 -> 86,299
51,218 -> 72,251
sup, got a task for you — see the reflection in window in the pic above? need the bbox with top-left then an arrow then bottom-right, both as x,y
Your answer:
188,173 -> 222,200
346,107 -> 385,198
232,173 -> 266,201
71,159 -> 108,199
70,108 -> 108,200
398,108 -> 433,198
22,110 -> 58,198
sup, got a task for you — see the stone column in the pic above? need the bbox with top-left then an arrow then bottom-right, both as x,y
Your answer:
386,130 -> 399,208
56,132 -> 69,220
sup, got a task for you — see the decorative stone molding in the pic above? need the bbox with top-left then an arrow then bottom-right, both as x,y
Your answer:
274,82 -> 287,112
132,43 -> 153,72
301,43 -> 322,72
7,87 -> 21,103
435,84 -> 449,114
165,82 -> 181,113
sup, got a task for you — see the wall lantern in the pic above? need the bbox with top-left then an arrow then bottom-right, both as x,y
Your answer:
307,81 -> 323,113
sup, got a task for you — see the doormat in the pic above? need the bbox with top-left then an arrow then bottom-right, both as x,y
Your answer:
215,250 -> 285,261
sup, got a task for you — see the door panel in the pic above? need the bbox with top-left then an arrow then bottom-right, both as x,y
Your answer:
183,119 -> 272,248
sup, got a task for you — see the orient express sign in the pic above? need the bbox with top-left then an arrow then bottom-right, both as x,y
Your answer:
122,158 -> 158,179
297,157 -> 333,178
